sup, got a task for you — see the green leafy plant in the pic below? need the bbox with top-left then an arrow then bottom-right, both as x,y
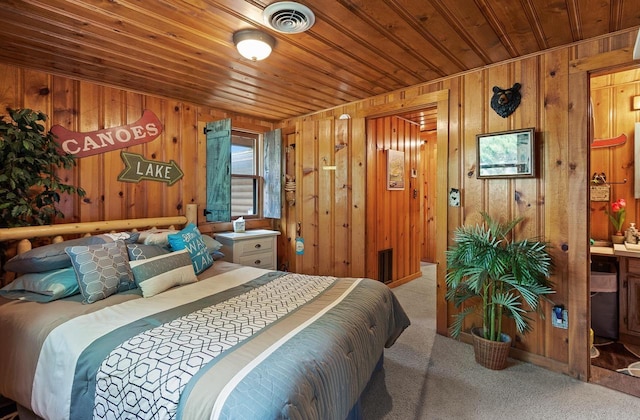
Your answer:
445,212 -> 554,342
0,108 -> 85,228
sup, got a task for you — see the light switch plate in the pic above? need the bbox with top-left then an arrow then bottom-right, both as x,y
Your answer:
449,188 -> 460,207
552,306 -> 568,329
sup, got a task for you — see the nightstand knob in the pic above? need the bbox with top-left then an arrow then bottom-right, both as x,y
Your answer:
254,259 -> 261,265
254,244 -> 261,249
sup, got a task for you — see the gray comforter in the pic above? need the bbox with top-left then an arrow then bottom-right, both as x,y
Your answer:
0,262 -> 410,420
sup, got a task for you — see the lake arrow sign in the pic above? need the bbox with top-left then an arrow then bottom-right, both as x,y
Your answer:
118,151 -> 184,186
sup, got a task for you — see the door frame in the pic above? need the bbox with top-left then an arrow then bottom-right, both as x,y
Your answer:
357,89 -> 450,335
581,57 -> 640,394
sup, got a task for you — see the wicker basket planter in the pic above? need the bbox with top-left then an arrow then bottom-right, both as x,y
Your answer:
471,328 -> 512,370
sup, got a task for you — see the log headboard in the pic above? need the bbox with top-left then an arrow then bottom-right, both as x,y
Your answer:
0,204 -> 198,285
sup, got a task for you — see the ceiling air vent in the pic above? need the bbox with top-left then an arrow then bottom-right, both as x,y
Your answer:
263,2 -> 315,34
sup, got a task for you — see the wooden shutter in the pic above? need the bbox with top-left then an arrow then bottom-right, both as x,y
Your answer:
263,128 -> 282,219
205,119 -> 231,222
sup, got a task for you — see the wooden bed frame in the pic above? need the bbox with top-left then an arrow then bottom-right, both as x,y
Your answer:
0,204 -> 198,285
0,202 -> 409,420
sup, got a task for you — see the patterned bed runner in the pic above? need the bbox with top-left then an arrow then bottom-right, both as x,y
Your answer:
78,272 -> 336,419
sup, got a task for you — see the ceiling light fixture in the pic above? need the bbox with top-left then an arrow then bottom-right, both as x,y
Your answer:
233,29 -> 276,61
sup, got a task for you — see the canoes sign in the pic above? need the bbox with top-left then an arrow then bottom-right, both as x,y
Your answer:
118,151 -> 184,186
51,110 -> 163,158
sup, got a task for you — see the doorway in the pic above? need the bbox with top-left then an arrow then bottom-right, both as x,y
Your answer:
393,107 -> 438,263
589,66 -> 640,395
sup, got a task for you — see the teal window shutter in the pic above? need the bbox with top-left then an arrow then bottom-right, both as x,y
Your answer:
205,119 -> 231,222
263,128 -> 282,219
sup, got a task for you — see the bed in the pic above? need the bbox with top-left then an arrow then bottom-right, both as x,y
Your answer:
0,209 -> 410,420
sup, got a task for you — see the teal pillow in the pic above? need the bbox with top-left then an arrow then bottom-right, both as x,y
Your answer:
0,267 -> 79,302
65,240 -> 135,304
167,223 -> 214,274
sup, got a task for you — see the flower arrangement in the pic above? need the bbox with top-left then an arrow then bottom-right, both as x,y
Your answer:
607,198 -> 626,234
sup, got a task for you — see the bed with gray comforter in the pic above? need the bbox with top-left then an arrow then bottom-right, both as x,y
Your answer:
0,262 -> 410,420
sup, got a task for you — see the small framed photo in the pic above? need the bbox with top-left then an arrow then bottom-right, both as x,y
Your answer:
387,149 -> 405,190
476,128 -> 535,179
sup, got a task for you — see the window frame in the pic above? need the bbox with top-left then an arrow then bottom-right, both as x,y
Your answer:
230,129 -> 263,219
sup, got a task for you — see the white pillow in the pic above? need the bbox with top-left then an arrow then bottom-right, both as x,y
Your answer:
129,250 -> 197,297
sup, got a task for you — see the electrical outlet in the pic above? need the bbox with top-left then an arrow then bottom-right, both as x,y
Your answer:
551,306 -> 568,329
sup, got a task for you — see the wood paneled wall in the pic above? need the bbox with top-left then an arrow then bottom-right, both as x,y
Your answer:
590,69 -> 640,240
0,63 -> 274,234
276,117 -> 367,277
2,27 -> 639,383
365,116 -> 422,283
279,28 -> 640,381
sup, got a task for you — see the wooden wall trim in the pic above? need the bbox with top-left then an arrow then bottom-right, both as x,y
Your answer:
567,43 -> 638,381
567,69 -> 591,381
356,90 -> 449,119
435,99 -> 450,336
569,48 -> 636,74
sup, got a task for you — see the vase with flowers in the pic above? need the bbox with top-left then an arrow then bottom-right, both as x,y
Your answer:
607,198 -> 626,244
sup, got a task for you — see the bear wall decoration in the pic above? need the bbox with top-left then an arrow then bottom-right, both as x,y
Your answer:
490,83 -> 522,118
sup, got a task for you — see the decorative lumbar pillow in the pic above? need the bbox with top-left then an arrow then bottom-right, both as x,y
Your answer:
65,240 -> 135,304
126,243 -> 170,261
0,267 -> 79,302
4,232 -> 140,274
167,223 -> 214,275
129,250 -> 197,297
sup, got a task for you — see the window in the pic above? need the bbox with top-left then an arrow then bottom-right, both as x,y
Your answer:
231,130 -> 260,217
205,119 -> 280,222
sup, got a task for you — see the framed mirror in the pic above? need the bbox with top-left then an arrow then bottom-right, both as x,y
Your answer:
476,127 -> 535,179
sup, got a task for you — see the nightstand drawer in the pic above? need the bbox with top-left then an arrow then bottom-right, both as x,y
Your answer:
238,252 -> 274,269
237,237 -> 274,255
214,229 -> 280,270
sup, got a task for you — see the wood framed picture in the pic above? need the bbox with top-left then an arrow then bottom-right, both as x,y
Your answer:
476,127 -> 535,179
387,149 -> 405,190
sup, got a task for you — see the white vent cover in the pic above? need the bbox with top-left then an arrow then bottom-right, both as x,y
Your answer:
263,2 -> 315,34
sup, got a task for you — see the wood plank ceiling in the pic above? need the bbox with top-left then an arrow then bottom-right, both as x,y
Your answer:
0,0 -> 639,124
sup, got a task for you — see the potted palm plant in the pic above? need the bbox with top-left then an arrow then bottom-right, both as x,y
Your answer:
445,212 -> 554,370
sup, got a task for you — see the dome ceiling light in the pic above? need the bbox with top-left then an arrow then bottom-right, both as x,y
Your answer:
233,29 -> 276,61
263,1 -> 315,34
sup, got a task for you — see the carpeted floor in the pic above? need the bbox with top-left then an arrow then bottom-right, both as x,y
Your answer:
360,263 -> 640,419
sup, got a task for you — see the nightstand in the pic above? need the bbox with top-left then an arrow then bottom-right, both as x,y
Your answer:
214,229 -> 280,270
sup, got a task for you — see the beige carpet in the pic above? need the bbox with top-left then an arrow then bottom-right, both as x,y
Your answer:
360,263 -> 640,419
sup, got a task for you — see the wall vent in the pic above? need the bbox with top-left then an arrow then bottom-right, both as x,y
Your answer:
263,2 -> 315,34
378,248 -> 393,284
